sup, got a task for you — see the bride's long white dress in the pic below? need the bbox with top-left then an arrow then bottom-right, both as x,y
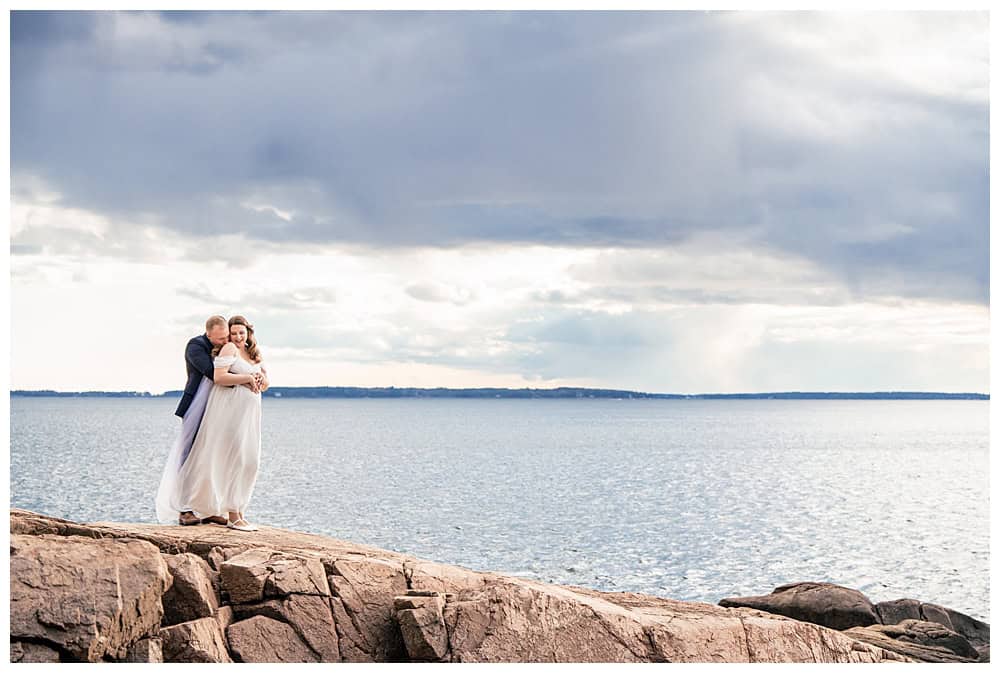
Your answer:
155,354 -> 262,522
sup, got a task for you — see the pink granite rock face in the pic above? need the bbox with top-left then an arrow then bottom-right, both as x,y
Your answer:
124,637 -> 164,663
159,616 -> 232,663
433,578 -> 910,663
325,555 -> 409,661
218,548 -> 277,603
232,593 -> 341,662
9,533 -> 172,662
394,593 -> 449,661
220,548 -> 330,604
9,509 -> 986,664
227,615 -> 319,662
10,641 -> 61,663
162,552 -> 220,625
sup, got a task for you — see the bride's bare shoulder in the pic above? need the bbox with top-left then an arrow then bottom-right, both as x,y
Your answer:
218,342 -> 238,356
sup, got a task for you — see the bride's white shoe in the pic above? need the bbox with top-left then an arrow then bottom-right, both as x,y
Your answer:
227,518 -> 258,532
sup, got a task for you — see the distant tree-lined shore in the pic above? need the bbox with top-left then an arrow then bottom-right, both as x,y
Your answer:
10,387 -> 989,400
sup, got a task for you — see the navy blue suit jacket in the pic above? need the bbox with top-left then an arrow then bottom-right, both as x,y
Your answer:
175,334 -> 215,418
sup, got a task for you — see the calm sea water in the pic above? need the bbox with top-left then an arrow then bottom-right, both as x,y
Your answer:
9,397 -> 990,622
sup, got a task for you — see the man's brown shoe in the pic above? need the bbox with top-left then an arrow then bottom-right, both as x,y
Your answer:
178,511 -> 200,526
201,516 -> 228,525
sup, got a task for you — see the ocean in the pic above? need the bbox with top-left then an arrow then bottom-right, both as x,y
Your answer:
9,397 -> 990,622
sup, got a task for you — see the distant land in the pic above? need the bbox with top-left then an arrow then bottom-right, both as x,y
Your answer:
9,387 -> 989,400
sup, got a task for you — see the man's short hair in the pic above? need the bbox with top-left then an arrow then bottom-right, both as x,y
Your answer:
205,315 -> 227,331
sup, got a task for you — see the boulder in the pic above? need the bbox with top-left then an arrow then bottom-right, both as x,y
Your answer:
162,552 -> 220,625
220,548 -> 330,604
874,597 -> 923,624
9,533 -> 171,662
845,619 -> 980,663
719,582 -> 879,631
159,616 -> 232,663
325,555 -> 409,661
124,637 -> 163,663
940,607 -> 990,655
227,614 -> 319,662
218,548 -> 274,603
267,553 -> 332,596
394,592 -> 449,661
232,593 -> 341,662
875,598 -> 990,654
10,641 -> 62,663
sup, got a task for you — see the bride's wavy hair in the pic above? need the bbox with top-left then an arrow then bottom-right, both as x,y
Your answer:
213,315 -> 262,363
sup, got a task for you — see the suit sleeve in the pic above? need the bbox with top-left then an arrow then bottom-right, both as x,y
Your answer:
186,339 -> 215,381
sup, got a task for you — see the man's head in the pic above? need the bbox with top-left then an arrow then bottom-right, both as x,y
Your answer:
205,315 -> 229,347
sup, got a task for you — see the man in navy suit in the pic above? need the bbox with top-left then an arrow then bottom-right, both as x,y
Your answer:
175,315 -> 231,525
176,316 -> 230,419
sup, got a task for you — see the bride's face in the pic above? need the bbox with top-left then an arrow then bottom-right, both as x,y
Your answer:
230,325 -> 248,349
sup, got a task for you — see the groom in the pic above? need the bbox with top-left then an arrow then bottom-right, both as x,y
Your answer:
174,315 -> 234,526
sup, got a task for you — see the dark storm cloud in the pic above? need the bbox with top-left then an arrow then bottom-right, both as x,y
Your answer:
10,10 -> 988,303
11,11 -> 99,44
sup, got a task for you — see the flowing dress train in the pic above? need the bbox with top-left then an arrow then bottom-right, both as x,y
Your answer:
155,376 -> 212,524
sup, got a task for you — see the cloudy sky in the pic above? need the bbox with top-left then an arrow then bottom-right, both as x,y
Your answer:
9,10 -> 989,394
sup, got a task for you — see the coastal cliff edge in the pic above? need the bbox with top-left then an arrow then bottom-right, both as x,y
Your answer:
9,509 -> 987,663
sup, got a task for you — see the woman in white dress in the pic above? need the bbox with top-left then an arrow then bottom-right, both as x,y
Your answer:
162,316 -> 268,532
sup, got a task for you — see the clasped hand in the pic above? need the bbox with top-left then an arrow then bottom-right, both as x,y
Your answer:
244,372 -> 266,393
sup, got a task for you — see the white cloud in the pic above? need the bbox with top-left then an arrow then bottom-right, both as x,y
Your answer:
729,12 -> 988,104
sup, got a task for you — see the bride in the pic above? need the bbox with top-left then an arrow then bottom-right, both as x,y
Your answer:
157,315 -> 268,532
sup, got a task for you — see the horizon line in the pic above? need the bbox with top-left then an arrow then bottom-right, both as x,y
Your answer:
9,386 -> 990,398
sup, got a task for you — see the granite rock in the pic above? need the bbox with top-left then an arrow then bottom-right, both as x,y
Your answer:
719,582 -> 880,631
214,604 -> 236,633
9,533 -> 171,662
232,593 -> 340,661
326,555 -> 409,661
124,637 -> 164,663
875,597 -> 989,656
11,509 -> 983,664
394,592 -> 449,661
159,616 -> 232,663
227,614 -> 319,662
845,619 -> 980,663
443,578 -> 909,663
10,641 -> 62,663
162,552 -> 220,625
220,548 -> 330,604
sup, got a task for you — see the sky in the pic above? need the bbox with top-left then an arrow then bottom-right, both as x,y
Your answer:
8,10 -> 990,394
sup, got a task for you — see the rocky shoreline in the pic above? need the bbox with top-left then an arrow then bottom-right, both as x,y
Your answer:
9,508 -> 989,663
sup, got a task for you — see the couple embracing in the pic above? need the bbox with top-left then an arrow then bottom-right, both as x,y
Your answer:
156,315 -> 269,532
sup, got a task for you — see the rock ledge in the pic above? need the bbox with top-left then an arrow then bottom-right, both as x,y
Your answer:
9,509 -> 984,663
